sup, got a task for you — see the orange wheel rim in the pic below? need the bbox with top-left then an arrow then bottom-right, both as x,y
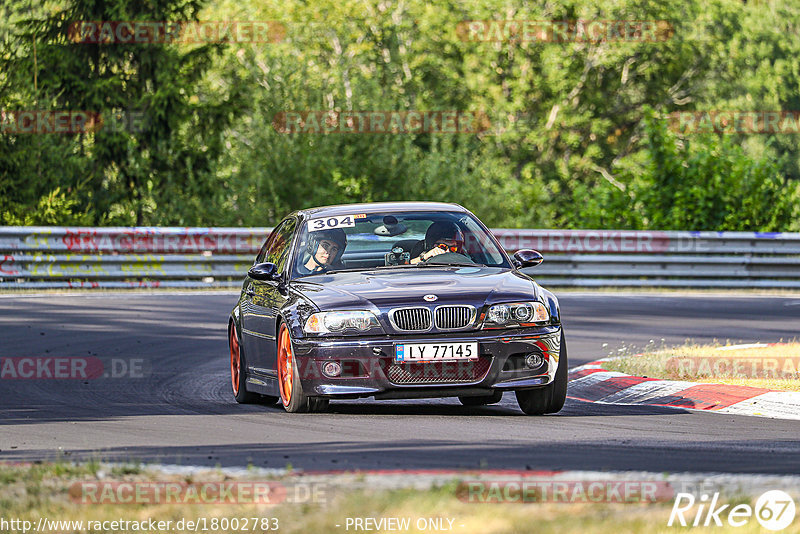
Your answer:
230,324 -> 240,395
278,325 -> 293,406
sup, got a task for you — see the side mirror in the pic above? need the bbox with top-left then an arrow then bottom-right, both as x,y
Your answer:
248,262 -> 281,282
513,249 -> 544,268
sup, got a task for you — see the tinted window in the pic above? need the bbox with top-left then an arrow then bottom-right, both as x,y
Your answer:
261,218 -> 297,273
292,211 -> 509,278
255,239 -> 269,264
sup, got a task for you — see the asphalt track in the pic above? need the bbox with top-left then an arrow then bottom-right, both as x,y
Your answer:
1,292 -> 799,474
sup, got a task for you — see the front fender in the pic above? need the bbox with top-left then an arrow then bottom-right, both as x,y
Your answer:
278,286 -> 319,340
229,299 -> 242,336
539,285 -> 561,325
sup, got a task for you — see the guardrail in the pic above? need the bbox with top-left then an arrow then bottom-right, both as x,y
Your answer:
1,227 -> 799,288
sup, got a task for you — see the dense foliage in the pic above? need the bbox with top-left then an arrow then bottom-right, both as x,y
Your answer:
1,0 -> 799,229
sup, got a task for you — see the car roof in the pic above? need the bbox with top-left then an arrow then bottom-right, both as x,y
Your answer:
296,201 -> 469,219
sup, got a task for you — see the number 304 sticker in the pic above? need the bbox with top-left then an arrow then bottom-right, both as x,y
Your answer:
308,215 -> 363,231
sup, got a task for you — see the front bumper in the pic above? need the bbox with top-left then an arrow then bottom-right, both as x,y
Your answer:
291,326 -> 562,399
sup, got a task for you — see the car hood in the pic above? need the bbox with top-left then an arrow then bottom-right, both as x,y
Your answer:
290,266 -> 539,312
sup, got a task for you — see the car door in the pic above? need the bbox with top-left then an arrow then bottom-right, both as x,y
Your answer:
240,217 -> 297,383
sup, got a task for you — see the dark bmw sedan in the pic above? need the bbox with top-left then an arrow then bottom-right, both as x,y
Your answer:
228,202 -> 567,414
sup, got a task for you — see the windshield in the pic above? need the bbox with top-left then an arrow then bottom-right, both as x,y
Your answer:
291,211 -> 510,278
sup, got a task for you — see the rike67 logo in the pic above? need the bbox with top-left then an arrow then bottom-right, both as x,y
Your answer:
669,490 -> 796,531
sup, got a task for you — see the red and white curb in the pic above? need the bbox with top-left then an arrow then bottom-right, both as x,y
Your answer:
568,359 -> 800,420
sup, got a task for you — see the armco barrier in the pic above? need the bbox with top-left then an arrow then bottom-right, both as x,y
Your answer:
1,227 -> 799,289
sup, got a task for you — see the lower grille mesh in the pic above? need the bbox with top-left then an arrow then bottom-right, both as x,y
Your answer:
387,357 -> 491,385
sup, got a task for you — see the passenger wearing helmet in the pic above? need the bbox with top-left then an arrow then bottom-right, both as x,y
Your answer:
298,228 -> 347,274
410,221 -> 466,264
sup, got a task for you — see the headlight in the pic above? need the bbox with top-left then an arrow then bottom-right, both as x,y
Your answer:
482,302 -> 549,329
304,311 -> 381,334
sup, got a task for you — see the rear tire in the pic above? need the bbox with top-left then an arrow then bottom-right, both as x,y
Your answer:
458,390 -> 503,406
515,330 -> 568,415
230,322 -> 260,404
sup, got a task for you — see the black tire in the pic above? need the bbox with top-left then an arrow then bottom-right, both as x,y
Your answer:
515,330 -> 568,415
458,390 -> 503,406
546,331 -> 569,413
309,398 -> 330,412
514,386 -> 550,415
230,322 -> 260,404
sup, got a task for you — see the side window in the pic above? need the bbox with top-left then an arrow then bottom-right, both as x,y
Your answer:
265,218 -> 297,273
255,219 -> 293,264
255,239 -> 270,264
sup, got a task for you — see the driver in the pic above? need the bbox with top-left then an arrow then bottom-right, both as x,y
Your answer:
410,221 -> 466,264
298,228 -> 347,274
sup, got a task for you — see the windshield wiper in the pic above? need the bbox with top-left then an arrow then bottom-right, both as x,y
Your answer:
372,264 -> 419,269
310,263 -> 483,275
305,267 -> 366,276
415,262 -> 482,268
312,264 -> 418,275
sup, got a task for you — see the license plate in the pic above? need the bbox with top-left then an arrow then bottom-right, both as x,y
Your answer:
395,342 -> 478,362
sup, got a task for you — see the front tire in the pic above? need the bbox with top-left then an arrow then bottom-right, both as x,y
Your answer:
515,330 -> 568,415
230,321 -> 260,404
277,322 -> 328,413
309,398 -> 330,412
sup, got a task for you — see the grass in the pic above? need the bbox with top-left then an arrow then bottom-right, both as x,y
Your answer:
603,342 -> 800,391
1,462 -> 796,534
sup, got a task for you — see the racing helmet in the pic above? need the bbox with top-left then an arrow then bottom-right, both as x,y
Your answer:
424,221 -> 465,254
306,228 -> 347,265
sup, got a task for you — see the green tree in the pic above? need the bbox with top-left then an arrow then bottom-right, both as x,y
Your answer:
2,0 -> 799,230
571,112 -> 799,230
1,0 -> 240,225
